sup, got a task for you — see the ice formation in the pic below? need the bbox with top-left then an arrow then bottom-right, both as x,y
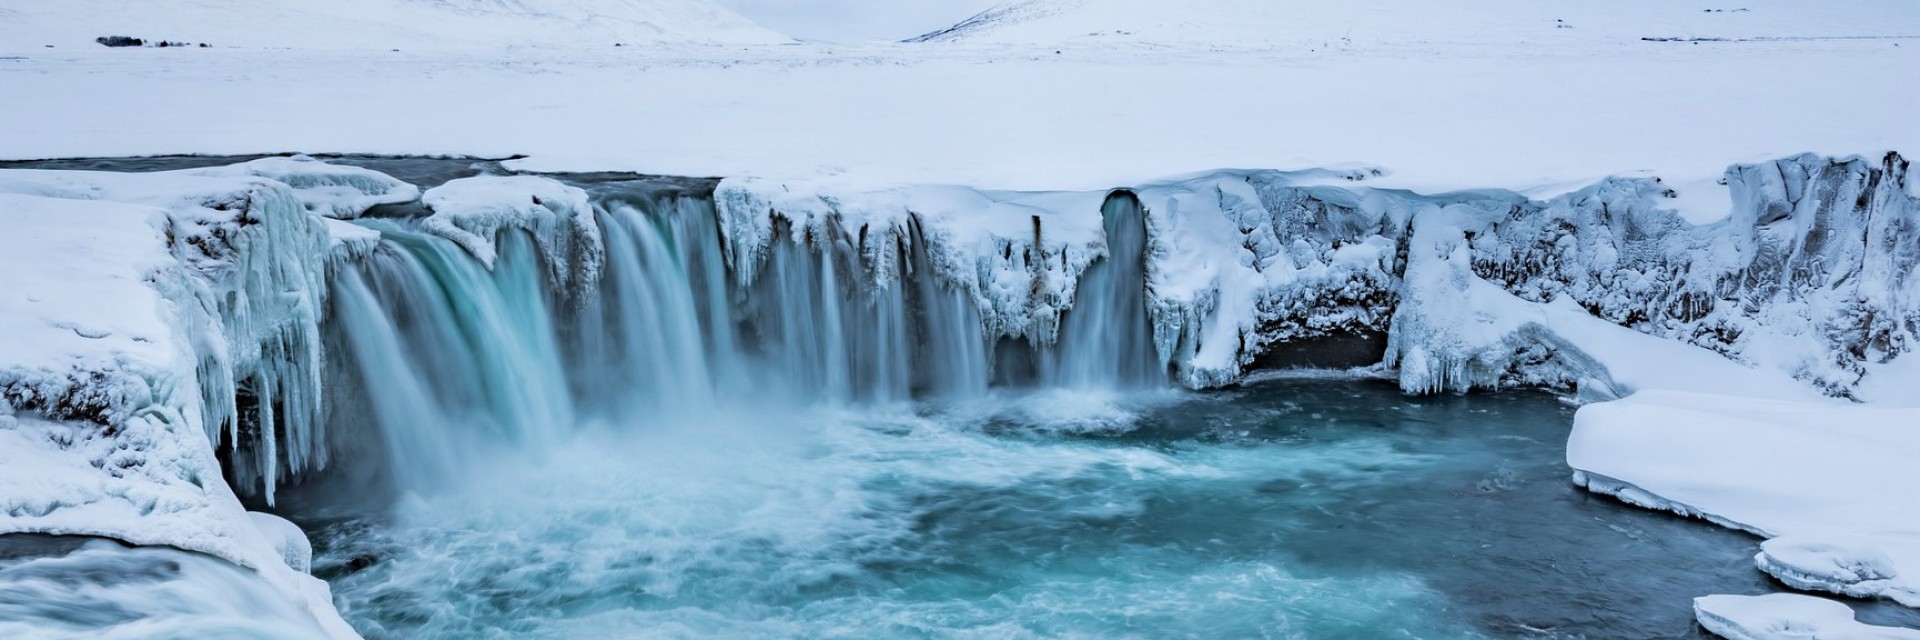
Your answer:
1695,594 -> 1920,640
191,156 -> 420,220
1570,390 -> 1920,621
1,151 -> 1915,638
0,171 -> 358,637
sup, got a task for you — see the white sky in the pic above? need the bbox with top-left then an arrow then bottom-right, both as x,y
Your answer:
715,0 -> 996,42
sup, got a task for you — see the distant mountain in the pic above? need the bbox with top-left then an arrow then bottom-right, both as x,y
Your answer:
909,0 -> 1920,47
0,0 -> 790,50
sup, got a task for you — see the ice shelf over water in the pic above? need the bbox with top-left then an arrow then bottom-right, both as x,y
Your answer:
0,152 -> 1916,638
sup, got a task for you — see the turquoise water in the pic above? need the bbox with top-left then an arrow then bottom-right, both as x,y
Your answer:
308,379 -> 1853,639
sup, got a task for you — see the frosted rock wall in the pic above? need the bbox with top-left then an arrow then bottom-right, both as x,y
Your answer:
1471,153 -> 1918,397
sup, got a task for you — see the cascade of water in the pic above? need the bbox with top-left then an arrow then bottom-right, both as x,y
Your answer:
327,265 -> 465,492
320,223 -> 574,491
305,181 -> 1169,496
571,202 -> 722,419
906,215 -> 992,397
740,220 -> 910,403
1052,191 -> 1166,388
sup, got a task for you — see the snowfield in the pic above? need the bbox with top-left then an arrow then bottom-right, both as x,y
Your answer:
0,0 -> 788,50
911,0 -> 1920,46
1,1 -> 1917,638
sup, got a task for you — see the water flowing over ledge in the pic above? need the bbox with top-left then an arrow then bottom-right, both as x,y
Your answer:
0,152 -> 1914,637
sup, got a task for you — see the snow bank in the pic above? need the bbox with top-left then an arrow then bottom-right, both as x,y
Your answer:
0,159 -> 427,639
0,194 -> 185,429
1695,594 -> 1920,640
191,156 -> 419,219
1570,390 -> 1920,615
0,166 -> 344,499
420,175 -> 603,292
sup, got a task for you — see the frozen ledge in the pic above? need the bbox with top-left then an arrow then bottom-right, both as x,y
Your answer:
1695,594 -> 1920,640
1571,390 -> 1920,624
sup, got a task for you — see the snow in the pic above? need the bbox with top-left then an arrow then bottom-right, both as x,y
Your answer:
419,175 -> 602,288
0,1 -> 1916,635
0,194 -> 182,428
714,178 -> 1109,344
1570,391 -> 1920,619
2,37 -> 1914,207
0,0 -> 788,51
249,511 -> 316,574
912,0 -> 1920,47
193,156 -> 420,219
0,163 -> 402,640
1695,594 -> 1920,640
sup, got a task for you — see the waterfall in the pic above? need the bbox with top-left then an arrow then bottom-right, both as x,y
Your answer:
302,180 -> 1167,498
322,222 -> 575,492
906,214 -> 992,397
1052,191 -> 1166,388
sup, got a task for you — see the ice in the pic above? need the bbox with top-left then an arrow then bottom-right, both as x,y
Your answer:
713,178 -> 1109,348
191,156 -> 420,219
1760,536 -> 1920,608
1695,594 -> 1920,640
1570,391 -> 1920,613
419,175 -> 604,292
0,162 -> 410,639
249,512 -> 315,574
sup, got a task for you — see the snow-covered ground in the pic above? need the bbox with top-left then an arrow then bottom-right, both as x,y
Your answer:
0,34 -> 1914,209
912,0 -> 1920,46
0,0 -> 787,50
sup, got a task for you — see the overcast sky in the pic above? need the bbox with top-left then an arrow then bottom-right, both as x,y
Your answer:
716,0 -> 997,42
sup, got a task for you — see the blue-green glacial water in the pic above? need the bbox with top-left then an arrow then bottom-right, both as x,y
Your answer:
308,379 -> 1870,640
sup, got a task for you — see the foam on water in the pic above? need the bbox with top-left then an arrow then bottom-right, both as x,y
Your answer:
309,380 -> 1879,639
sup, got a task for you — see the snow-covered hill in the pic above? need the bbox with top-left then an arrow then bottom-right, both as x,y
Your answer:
910,0 -> 1920,47
0,0 -> 790,50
